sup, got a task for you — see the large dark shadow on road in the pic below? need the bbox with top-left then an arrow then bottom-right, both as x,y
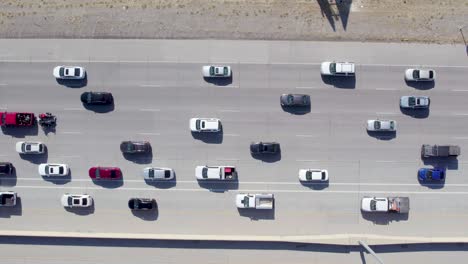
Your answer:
366,131 -> 396,141
91,178 -> 124,189
42,169 -> 72,185
361,212 -> 409,225
422,157 -> 458,170
251,151 -> 281,163
191,131 -> 223,144
400,108 -> 430,119
405,80 -> 435,90
0,197 -> 22,218
123,151 -> 153,165
19,150 -> 48,165
82,102 -> 115,113
1,125 -> 39,138
131,203 -> 159,221
281,105 -> 311,115
64,202 -> 95,216
197,180 -> 239,192
203,75 -> 233,86
0,167 -> 17,187
300,181 -> 329,190
238,208 -> 275,220
145,172 -> 177,189
56,76 -> 87,88
321,75 -> 356,89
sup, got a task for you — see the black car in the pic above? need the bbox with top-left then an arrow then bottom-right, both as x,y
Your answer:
250,142 -> 280,154
280,94 -> 310,107
0,162 -> 13,175
120,141 -> 151,154
80,92 -> 113,105
128,198 -> 156,210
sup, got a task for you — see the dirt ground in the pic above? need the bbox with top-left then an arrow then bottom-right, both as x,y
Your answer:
0,0 -> 467,43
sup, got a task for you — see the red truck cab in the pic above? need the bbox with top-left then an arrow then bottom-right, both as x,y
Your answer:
0,112 -> 35,126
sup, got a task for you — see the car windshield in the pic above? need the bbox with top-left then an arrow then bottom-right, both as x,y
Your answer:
413,70 -> 420,79
25,144 -> 32,151
287,95 -> 294,104
429,71 -> 434,78
329,63 -> 336,73
389,121 -> 394,129
374,121 -> 381,129
45,165 -> 50,173
202,168 -> 208,178
59,68 -> 65,76
306,171 -> 312,180
302,96 -> 308,104
67,197 -> 73,205
95,169 -> 100,178
59,167 -> 64,174
321,171 -> 326,180
126,144 -> 135,151
370,200 -> 377,210
148,169 -> 154,178
408,97 -> 415,106
223,67 -> 228,75
73,68 -> 80,76
196,120 -> 201,130
110,170 -> 117,178
426,171 -> 433,179
209,67 -> 215,75
82,199 -> 88,206
164,170 -> 171,178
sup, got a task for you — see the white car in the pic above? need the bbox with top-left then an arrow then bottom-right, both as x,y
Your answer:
202,65 -> 232,78
61,194 -> 93,208
366,119 -> 396,132
190,118 -> 221,132
15,141 -> 45,154
38,163 -> 69,177
142,167 -> 175,180
320,61 -> 355,76
298,169 -> 328,182
404,68 -> 435,81
53,66 -> 86,79
400,96 -> 430,109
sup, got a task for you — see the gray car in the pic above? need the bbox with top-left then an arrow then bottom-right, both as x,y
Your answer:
280,94 -> 310,106
143,167 -> 175,180
400,96 -> 430,109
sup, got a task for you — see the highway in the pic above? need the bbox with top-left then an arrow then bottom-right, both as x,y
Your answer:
0,40 -> 468,239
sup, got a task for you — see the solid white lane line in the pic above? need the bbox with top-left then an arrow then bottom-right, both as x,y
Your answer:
296,159 -> 320,162
453,136 -> 468,139
11,185 -> 468,194
139,84 -> 161,87
49,155 -> 81,158
375,160 -> 397,163
219,109 -> 241,112
295,86 -> 324,89
224,133 -> 240,137
137,132 -> 160,136
452,113 -> 468,116
139,108 -> 160,112
451,89 -> 468,92
216,158 -> 239,161
376,112 -> 397,115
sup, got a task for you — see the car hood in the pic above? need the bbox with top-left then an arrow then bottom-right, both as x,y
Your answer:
202,66 -> 211,76
404,69 -> 414,80
38,164 -> 47,175
400,96 -> 410,107
320,62 -> 331,74
53,66 -> 62,77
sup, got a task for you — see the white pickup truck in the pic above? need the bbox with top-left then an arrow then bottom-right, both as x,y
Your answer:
320,61 -> 355,76
195,166 -> 237,180
236,193 -> 274,210
361,197 -> 410,213
0,192 -> 17,207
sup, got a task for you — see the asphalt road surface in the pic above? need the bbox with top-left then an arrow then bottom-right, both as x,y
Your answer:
0,40 -> 468,239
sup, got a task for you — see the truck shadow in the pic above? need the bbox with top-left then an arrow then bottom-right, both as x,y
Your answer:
1,125 -> 39,137
203,75 -> 233,86
56,77 -> 87,88
131,204 -> 159,221
191,131 -> 223,144
361,211 -> 409,224
366,131 -> 396,141
422,158 -> 459,170
0,168 -> 17,187
237,208 -> 275,220
19,151 -> 48,164
64,203 -> 95,216
197,180 -> 239,192
400,108 -> 430,119
405,80 -> 435,90
321,75 -> 356,89
0,196 -> 22,218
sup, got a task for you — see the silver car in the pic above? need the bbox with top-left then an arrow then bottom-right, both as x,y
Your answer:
202,65 -> 232,78
143,167 -> 175,180
15,141 -> 45,154
53,66 -> 86,79
400,96 -> 430,109
61,194 -> 93,208
404,68 -> 435,81
366,119 -> 396,132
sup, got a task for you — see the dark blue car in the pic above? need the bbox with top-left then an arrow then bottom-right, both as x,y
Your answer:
418,168 -> 445,182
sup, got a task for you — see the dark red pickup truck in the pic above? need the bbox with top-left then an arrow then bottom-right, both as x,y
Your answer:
0,112 -> 35,126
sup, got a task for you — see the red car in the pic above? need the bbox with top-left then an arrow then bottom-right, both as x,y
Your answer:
89,166 -> 122,180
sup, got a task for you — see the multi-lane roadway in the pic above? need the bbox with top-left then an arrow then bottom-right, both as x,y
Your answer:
0,40 -> 468,240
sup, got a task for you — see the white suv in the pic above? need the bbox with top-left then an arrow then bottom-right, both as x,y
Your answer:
190,118 -> 221,132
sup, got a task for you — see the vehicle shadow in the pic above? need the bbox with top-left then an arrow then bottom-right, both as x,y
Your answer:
321,75 -> 356,89
131,203 -> 159,221
145,173 -> 177,189
42,169 -> 72,185
64,203 -> 95,216
203,75 -> 233,86
422,158 -> 459,170
418,178 -> 445,189
251,151 -> 282,163
300,181 -> 329,190
237,208 -> 275,220
400,108 -> 429,119
82,103 -> 115,113
19,151 -> 48,165
366,131 -> 396,141
405,80 -> 435,90
1,125 -> 39,138
197,180 -> 239,192
281,105 -> 311,115
0,168 -> 17,187
123,152 -> 153,165
191,131 -> 223,144
56,77 -> 87,88
41,125 -> 57,136
0,196 -> 22,218
361,211 -> 409,224
91,178 -> 124,189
